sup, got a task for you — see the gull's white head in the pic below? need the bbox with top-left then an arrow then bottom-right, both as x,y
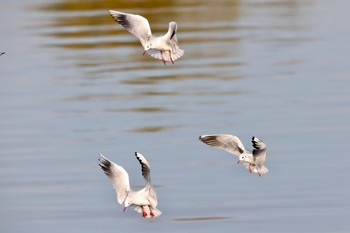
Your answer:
145,43 -> 152,50
239,154 -> 246,161
143,43 -> 152,55
123,197 -> 133,212
237,154 -> 253,164
238,154 -> 247,163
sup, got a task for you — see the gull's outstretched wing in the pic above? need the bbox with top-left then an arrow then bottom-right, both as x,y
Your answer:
251,136 -> 267,165
109,10 -> 152,47
167,22 -> 185,60
135,152 -> 159,208
252,136 -> 266,151
251,137 -> 268,175
135,152 -> 151,184
199,134 -> 246,157
99,154 -> 130,204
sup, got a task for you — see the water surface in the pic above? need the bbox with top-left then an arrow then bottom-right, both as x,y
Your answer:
1,0 -> 349,232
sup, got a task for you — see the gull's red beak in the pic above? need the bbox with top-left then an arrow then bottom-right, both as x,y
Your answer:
123,207 -> 127,212
237,160 -> 240,164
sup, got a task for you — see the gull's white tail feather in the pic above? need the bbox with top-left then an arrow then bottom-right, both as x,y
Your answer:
147,49 -> 184,62
253,166 -> 269,175
172,48 -> 185,60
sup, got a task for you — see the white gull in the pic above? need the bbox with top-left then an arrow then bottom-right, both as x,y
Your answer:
99,152 -> 161,218
199,134 -> 268,176
109,10 -> 184,65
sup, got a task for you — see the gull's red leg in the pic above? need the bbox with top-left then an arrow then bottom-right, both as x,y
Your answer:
249,165 -> 253,173
160,51 -> 166,65
148,205 -> 155,217
141,206 -> 147,218
168,50 -> 174,64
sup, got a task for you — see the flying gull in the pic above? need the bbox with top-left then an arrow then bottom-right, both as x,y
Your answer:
199,134 -> 268,176
109,10 -> 184,65
99,152 -> 161,218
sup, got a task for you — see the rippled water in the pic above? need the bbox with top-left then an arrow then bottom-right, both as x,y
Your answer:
1,0 -> 349,232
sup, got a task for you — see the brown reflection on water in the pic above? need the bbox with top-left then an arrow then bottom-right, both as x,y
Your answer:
37,0 -> 308,64
120,69 -> 243,85
38,0 -> 241,49
62,92 -> 124,102
34,0 -> 310,135
105,107 -> 173,113
128,125 -> 184,133
121,74 -> 203,85
39,0 -> 177,12
172,216 -> 232,221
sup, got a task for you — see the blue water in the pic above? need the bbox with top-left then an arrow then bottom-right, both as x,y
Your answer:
1,0 -> 349,232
